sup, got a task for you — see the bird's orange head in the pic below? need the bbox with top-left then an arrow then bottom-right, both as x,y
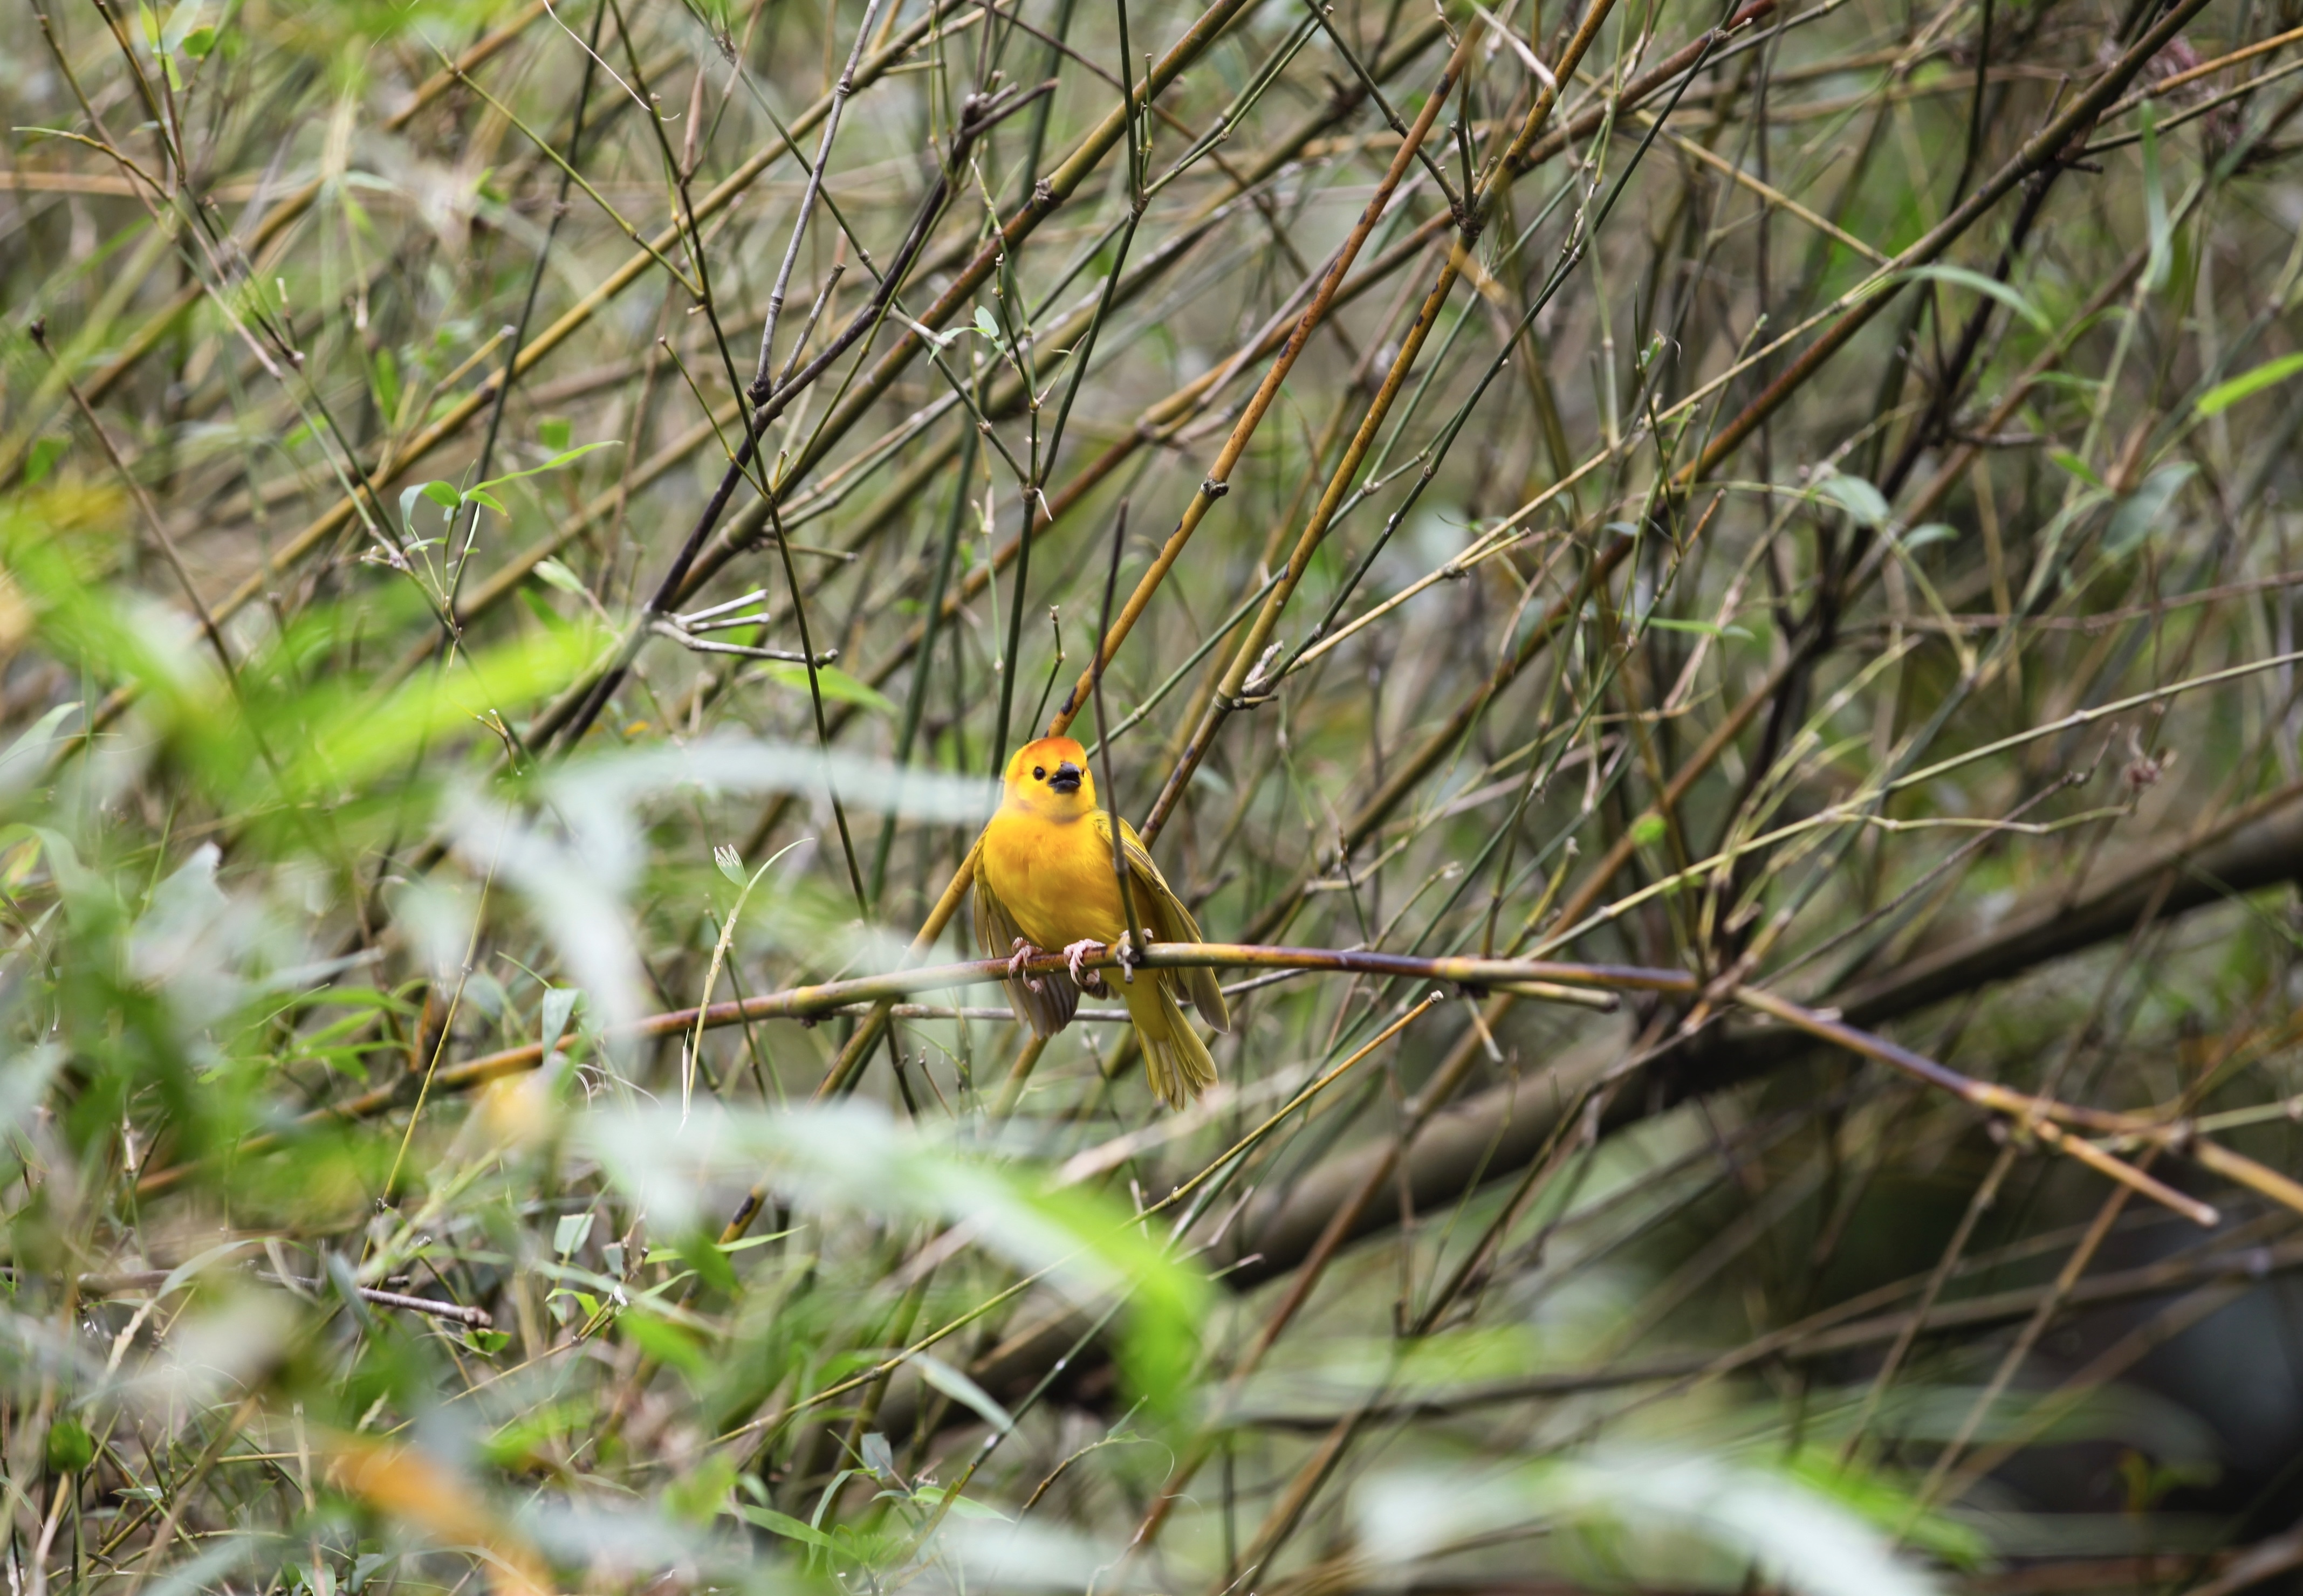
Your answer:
1002,736 -> 1097,820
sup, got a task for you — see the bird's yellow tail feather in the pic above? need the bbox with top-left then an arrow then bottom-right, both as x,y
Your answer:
1123,975 -> 1217,1109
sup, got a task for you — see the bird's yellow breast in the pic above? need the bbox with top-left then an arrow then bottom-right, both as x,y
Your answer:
979,807 -> 1128,951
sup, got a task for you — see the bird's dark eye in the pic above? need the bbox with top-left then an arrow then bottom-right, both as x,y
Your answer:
1032,766 -> 1046,781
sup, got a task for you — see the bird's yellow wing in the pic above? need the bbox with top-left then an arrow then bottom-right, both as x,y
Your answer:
1093,811 -> 1230,1033
970,844 -> 1079,1038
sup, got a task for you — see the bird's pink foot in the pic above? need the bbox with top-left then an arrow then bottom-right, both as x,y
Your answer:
1008,937 -> 1048,993
1063,939 -> 1107,990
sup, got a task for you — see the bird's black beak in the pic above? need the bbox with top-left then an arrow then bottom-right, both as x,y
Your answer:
1050,761 -> 1083,794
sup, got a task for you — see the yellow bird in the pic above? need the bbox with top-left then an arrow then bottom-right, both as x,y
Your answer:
972,736 -> 1229,1107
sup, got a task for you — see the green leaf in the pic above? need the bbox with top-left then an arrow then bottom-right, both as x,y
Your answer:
539,986 -> 581,1063
621,1310 -> 710,1379
520,586 -> 574,637
737,1505 -> 835,1550
973,305 -> 1001,340
910,1352 -> 1016,1434
715,843 -> 745,884
481,1406 -> 584,1469
45,1417 -> 94,1474
0,704 -> 90,797
666,1455 -> 738,1527
532,557 -> 588,596
463,1328 -> 511,1356
1782,1446 -> 1990,1570
420,479 -> 461,511
179,23 -> 215,57
270,986 -> 415,1017
2141,102 -> 2172,294
537,417 -> 573,452
587,1102 -> 1209,1423
2103,462 -> 2196,559
159,0 -> 207,53
464,489 -> 506,515
1360,1449 -> 1939,1596
911,1484 -> 1010,1521
2197,352 -> 2303,417
2048,448 -> 2106,491
23,437 -> 65,486
281,627 -> 599,796
1898,522 -> 1959,551
679,1232 -> 739,1296
1813,470 -> 1891,527
396,484 -> 429,536
1629,814 -> 1667,847
1643,616 -> 1753,641
470,439 -> 620,493
369,347 -> 400,419
757,662 -> 896,716
1894,262 -> 2052,334
553,1211 -> 595,1256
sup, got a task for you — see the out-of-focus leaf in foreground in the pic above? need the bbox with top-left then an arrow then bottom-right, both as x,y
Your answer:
585,1100 -> 1208,1417
1358,1447 -> 1946,1596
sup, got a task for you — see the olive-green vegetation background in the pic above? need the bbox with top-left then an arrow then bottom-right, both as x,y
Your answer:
5,0 -> 2303,1590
